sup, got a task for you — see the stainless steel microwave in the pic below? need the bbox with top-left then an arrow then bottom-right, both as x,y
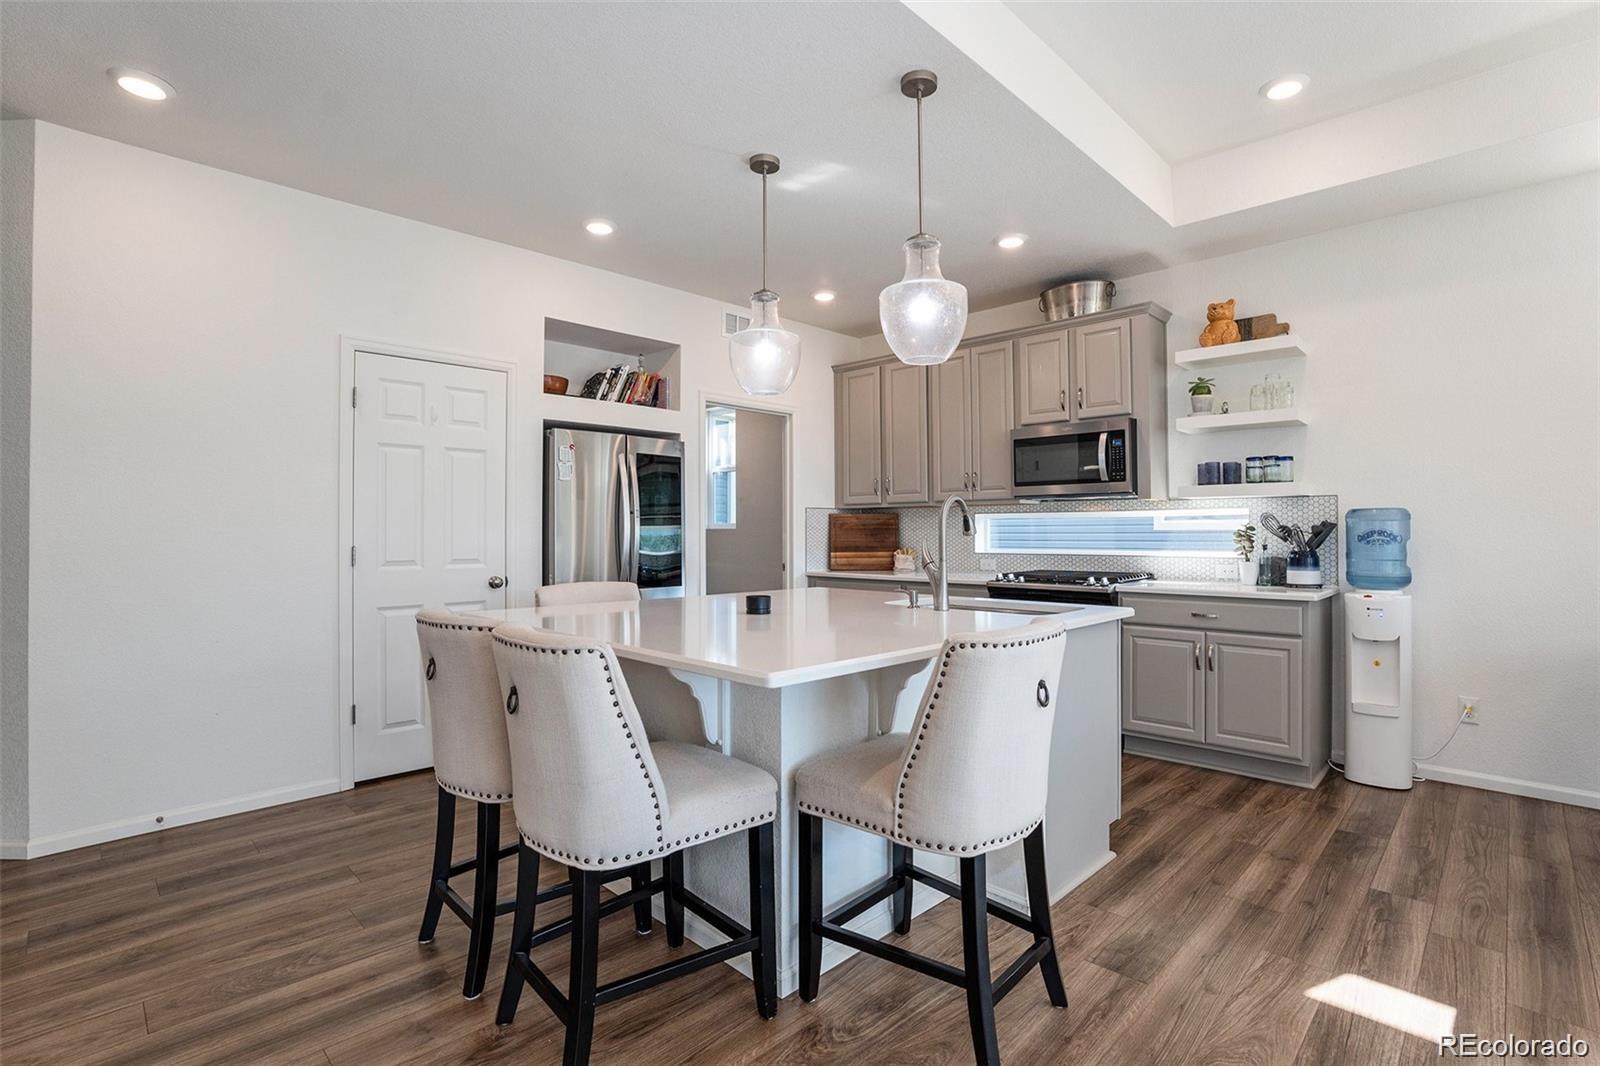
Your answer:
1012,417 -> 1138,498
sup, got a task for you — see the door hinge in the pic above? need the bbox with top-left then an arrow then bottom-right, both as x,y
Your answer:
350,545 -> 356,566
351,704 -> 356,725
351,386 -> 358,409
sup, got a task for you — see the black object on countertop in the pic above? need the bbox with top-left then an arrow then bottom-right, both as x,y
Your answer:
745,594 -> 771,615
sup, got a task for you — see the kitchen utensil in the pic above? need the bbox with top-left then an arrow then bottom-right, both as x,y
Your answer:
1305,521 -> 1336,552
543,374 -> 570,395
1039,279 -> 1115,321
1286,549 -> 1322,587
828,513 -> 900,570
1259,512 -> 1293,544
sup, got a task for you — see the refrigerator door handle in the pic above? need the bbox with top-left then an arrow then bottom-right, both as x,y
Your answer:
616,449 -> 633,581
626,451 -> 642,582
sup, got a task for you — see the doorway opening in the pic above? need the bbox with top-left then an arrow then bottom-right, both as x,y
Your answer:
700,399 -> 790,595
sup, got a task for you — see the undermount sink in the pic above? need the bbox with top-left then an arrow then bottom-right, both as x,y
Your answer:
883,596 -> 1083,615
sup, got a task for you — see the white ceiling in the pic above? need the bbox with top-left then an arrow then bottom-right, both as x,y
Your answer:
1006,0 -> 1597,162
2,2 -> 1595,336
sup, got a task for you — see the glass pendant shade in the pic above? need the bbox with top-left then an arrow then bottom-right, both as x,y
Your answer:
729,289 -> 801,396
879,234 -> 967,366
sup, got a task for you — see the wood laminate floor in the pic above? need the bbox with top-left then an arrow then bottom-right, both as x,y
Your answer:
3,757 -> 1597,1064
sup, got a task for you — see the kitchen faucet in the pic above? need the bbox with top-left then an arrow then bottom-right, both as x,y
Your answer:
921,494 -> 974,611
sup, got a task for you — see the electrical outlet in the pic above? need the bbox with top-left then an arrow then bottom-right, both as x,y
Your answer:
1214,563 -> 1237,580
1459,696 -> 1482,724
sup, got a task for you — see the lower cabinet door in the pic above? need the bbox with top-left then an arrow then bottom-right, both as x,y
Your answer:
1205,633 -> 1303,760
1121,624 -> 1205,743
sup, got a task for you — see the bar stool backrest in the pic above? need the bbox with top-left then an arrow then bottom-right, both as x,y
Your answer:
490,623 -> 669,870
415,609 -> 514,802
893,617 -> 1071,855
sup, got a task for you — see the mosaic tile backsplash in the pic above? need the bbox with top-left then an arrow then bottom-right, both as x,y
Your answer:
807,495 -> 1340,585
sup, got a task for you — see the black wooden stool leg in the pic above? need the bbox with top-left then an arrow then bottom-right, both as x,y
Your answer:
748,823 -> 778,1019
462,801 -> 500,999
629,862 -> 653,934
564,872 -> 601,1066
1023,824 -> 1068,1009
496,843 -> 542,1025
664,851 -> 685,947
960,855 -> 1000,1066
798,811 -> 823,1002
891,842 -> 913,935
418,787 -> 455,944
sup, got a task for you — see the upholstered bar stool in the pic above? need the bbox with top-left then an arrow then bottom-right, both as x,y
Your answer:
794,618 -> 1072,1066
490,624 -> 779,1066
533,581 -> 641,607
413,609 -> 572,999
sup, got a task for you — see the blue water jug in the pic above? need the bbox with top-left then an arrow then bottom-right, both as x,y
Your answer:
1345,507 -> 1412,590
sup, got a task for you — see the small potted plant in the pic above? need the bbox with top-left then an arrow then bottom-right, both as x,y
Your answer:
1188,377 -> 1217,414
1234,523 -> 1259,584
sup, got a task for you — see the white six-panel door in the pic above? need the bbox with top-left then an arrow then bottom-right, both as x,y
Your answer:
353,351 -> 507,780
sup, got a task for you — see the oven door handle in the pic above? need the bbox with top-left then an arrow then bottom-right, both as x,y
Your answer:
1097,431 -> 1110,482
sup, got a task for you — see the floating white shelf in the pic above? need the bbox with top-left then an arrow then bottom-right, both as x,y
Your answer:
1175,408 -> 1308,434
1174,334 -> 1310,368
541,391 -> 682,432
1182,482 -> 1308,498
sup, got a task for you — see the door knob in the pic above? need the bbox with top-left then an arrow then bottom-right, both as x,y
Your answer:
487,575 -> 506,589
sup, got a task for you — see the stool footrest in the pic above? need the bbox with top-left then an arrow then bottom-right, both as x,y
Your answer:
672,886 -> 751,943
594,934 -> 757,1006
816,920 -> 965,986
526,880 -> 654,949
905,864 -> 1034,931
822,873 -> 903,928
992,937 -> 1053,1004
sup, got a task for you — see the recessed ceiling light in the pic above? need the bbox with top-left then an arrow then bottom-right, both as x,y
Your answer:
1260,75 -> 1307,102
584,219 -> 615,237
812,290 -> 836,303
109,68 -> 174,102
996,233 -> 1027,250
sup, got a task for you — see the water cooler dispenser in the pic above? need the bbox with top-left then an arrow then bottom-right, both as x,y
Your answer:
1343,508 -> 1414,789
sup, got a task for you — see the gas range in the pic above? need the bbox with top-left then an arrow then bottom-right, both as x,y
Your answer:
986,569 -> 1154,605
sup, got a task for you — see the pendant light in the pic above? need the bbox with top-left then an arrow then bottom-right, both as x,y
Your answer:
729,154 -> 801,396
879,70 -> 967,366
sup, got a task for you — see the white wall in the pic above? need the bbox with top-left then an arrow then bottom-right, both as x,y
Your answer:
706,407 -> 786,594
878,174 -> 1600,804
16,122 -> 861,854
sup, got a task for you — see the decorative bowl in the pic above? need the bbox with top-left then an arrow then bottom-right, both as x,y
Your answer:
543,374 -> 570,396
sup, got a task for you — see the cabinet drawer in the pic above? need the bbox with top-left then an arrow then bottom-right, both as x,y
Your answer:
1121,594 -> 1303,637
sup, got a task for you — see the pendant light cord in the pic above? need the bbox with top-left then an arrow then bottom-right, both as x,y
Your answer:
761,169 -> 768,292
915,90 -> 924,235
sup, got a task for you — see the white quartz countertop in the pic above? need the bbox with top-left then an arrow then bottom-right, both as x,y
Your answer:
1125,580 -> 1339,602
477,587 -> 1131,688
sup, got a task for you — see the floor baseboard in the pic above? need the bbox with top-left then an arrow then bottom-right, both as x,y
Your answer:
9,778 -> 344,859
1412,763 -> 1600,809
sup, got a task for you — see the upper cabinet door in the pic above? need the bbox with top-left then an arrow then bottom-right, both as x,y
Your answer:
881,362 -> 930,504
1072,318 -> 1134,419
1015,330 -> 1070,425
836,365 -> 883,507
968,341 -> 1015,500
928,349 -> 972,500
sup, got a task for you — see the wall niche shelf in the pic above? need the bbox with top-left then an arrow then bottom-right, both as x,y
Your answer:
1175,408 -> 1308,434
1174,334 -> 1310,368
1183,482 -> 1309,498
542,392 -> 682,433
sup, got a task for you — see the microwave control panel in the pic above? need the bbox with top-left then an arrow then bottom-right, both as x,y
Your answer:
1106,434 -> 1127,480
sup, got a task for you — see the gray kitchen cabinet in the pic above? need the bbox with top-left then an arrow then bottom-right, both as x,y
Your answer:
1015,330 -> 1070,425
881,361 -> 929,504
1206,632 -> 1302,760
928,348 -> 972,500
833,358 -> 929,507
929,342 -> 1015,501
836,364 -> 883,506
1119,592 -> 1330,787
1071,317 -> 1134,418
1122,624 -> 1205,743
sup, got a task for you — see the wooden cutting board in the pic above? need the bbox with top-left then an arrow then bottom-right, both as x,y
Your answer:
828,513 -> 900,571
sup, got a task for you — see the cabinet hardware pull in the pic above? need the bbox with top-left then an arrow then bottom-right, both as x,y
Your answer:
1059,389 -> 1066,410
885,476 -> 892,494
1077,386 -> 1084,410
1191,612 -> 1218,619
1207,644 -> 1215,671
1193,646 -> 1200,670
873,477 -> 879,494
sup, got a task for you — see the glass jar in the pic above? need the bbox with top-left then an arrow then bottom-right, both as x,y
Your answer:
1277,454 -> 1294,481
1245,456 -> 1264,483
1249,384 -> 1266,411
1263,372 -> 1286,409
1262,455 -> 1281,482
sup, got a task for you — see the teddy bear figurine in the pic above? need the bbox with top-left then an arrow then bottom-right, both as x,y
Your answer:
1198,298 -> 1241,347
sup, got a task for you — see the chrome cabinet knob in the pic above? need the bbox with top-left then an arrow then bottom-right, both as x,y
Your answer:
487,575 -> 506,589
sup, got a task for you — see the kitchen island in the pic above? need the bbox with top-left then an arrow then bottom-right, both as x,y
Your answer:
479,587 -> 1129,996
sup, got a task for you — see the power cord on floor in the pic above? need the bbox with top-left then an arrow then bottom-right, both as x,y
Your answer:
1326,705 -> 1471,783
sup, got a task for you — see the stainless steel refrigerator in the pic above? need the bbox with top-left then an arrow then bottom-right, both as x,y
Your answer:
543,427 -> 684,596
